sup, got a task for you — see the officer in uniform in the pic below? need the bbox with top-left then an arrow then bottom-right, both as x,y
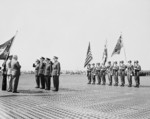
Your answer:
39,57 -> 45,89
133,60 -> 141,88
113,61 -> 119,86
107,61 -> 113,86
87,64 -> 92,84
44,58 -> 52,90
2,61 -> 7,91
127,60 -> 133,87
119,61 -> 126,87
33,59 -> 40,88
96,63 -> 101,85
52,56 -> 61,91
91,63 -> 96,84
101,63 -> 107,85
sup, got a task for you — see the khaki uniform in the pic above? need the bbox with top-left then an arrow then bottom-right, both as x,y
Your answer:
38,61 -> 45,89
87,66 -> 92,84
91,67 -> 96,84
113,65 -> 119,86
107,65 -> 113,85
134,64 -> 141,87
101,65 -> 107,85
96,66 -> 101,84
119,64 -> 126,86
127,64 -> 133,87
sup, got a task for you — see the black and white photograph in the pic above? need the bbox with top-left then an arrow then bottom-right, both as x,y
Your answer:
0,0 -> 150,119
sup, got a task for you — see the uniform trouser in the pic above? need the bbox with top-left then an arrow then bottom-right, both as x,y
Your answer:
101,72 -> 106,84
87,73 -> 91,83
39,74 -> 45,88
45,76 -> 51,90
97,72 -> 101,84
2,74 -> 7,91
53,76 -> 59,91
127,74 -> 132,86
108,74 -> 112,85
134,72 -> 140,86
12,75 -> 20,92
35,75 -> 40,87
113,72 -> 118,85
92,75 -> 95,84
120,71 -> 125,85
7,75 -> 12,91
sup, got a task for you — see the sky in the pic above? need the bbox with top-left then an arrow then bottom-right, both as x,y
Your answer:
0,0 -> 150,71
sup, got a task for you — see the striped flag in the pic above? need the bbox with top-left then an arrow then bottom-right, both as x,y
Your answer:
84,42 -> 93,67
0,35 -> 15,60
102,41 -> 108,65
111,35 -> 123,57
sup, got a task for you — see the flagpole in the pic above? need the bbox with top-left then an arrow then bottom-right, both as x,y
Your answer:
121,34 -> 127,63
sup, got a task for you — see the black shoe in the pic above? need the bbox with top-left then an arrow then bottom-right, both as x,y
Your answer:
52,89 -> 58,91
40,87 -> 45,89
35,86 -> 39,88
12,91 -> 19,93
87,82 -> 91,84
45,88 -> 50,90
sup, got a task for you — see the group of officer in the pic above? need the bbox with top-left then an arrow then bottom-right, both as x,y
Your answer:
33,56 -> 61,91
86,60 -> 141,88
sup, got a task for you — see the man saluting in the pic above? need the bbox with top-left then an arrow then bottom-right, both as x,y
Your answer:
52,56 -> 61,91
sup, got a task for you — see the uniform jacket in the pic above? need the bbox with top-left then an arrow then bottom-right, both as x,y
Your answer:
35,63 -> 40,76
11,59 -> 21,76
87,66 -> 92,76
107,65 -> 113,75
44,62 -> 52,76
127,64 -> 134,75
52,61 -> 61,76
91,67 -> 96,76
119,64 -> 126,71
6,59 -> 12,75
38,61 -> 45,75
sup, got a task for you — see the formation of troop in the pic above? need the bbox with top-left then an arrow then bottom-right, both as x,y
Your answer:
33,56 -> 61,91
86,60 -> 141,88
1,55 -> 21,93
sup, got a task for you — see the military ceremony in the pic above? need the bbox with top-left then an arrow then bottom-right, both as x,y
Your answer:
0,0 -> 150,119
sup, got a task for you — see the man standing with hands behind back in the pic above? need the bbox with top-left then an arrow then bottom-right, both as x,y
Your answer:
52,56 -> 61,91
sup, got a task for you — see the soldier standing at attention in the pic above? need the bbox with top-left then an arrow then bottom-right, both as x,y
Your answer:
39,57 -> 45,89
127,60 -> 133,87
33,59 -> 40,88
87,64 -> 92,84
96,63 -> 101,85
2,61 -> 7,91
101,63 -> 107,85
52,56 -> 61,91
91,63 -> 96,84
11,55 -> 21,93
107,61 -> 113,86
113,61 -> 119,86
119,61 -> 126,87
133,60 -> 141,88
6,55 -> 13,92
44,58 -> 52,90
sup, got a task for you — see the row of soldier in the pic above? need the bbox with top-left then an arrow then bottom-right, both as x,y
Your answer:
33,56 -> 61,91
87,60 -> 141,87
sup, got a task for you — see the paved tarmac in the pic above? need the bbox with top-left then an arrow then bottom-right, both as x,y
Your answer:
0,74 -> 150,119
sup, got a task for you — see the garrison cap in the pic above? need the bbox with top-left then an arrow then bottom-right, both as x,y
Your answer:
114,61 -> 117,64
97,63 -> 100,65
92,63 -> 95,65
40,57 -> 45,60
53,56 -> 58,59
36,59 -> 40,62
128,60 -> 132,63
46,58 -> 50,60
88,64 -> 91,66
108,61 -> 111,63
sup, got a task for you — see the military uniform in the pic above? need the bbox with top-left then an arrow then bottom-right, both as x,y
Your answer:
52,56 -> 61,91
96,63 -> 101,85
113,62 -> 119,86
33,60 -> 40,88
38,57 -> 45,89
133,61 -> 141,87
44,58 -> 52,90
87,64 -> 92,84
91,64 -> 96,84
119,61 -> 126,86
101,64 -> 107,85
127,61 -> 133,87
2,61 -> 7,91
107,62 -> 113,86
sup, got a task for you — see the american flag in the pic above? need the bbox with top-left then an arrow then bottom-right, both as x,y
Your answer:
84,42 -> 93,67
111,35 -> 123,57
